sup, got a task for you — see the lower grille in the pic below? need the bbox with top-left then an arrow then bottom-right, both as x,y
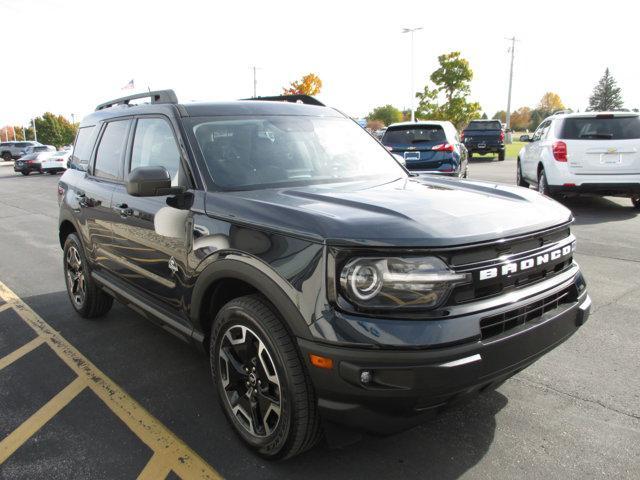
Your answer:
480,286 -> 575,340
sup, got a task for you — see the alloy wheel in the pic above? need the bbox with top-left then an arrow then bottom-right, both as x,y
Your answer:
218,324 -> 282,438
65,245 -> 86,307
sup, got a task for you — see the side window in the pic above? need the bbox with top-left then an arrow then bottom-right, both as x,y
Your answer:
70,126 -> 96,170
94,120 -> 130,180
532,121 -> 551,142
130,118 -> 184,186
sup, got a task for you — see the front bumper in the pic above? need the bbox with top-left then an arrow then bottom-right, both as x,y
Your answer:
299,284 -> 590,435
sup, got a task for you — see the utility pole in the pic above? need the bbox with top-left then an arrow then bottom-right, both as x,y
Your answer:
251,66 -> 260,98
505,36 -> 517,143
32,118 -> 37,143
402,27 -> 423,122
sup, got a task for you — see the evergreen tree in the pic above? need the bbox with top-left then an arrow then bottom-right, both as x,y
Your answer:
588,68 -> 623,111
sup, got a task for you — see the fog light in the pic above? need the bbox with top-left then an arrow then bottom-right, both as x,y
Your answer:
360,370 -> 373,384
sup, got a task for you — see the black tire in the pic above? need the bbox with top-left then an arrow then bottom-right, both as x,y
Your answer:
468,152 -> 473,159
63,233 -> 113,318
537,168 -> 551,197
210,294 -> 321,460
21,171 -> 29,176
632,196 -> 640,209
498,150 -> 505,161
1,152 -> 11,161
516,159 -> 529,188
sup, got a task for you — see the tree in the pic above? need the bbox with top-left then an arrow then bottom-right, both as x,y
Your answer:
366,119 -> 385,131
510,107 -> 532,131
282,73 -> 322,96
415,52 -> 481,129
588,68 -> 623,111
33,113 -> 78,147
538,92 -> 565,113
481,112 -> 488,119
367,104 -> 402,126
493,111 -> 506,123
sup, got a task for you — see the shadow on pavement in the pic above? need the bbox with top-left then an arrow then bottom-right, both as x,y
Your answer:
556,195 -> 638,226
19,289 -> 504,480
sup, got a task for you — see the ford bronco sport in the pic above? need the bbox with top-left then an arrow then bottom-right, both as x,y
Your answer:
58,90 -> 591,459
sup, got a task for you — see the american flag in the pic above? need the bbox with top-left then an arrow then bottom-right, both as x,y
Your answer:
121,79 -> 135,90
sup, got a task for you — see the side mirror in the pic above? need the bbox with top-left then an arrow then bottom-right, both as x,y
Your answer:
126,166 -> 185,197
519,134 -> 531,142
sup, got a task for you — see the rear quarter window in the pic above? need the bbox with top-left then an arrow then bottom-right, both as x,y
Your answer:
70,126 -> 97,170
559,116 -> 640,140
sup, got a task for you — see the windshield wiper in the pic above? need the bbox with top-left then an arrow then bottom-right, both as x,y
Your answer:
579,132 -> 613,139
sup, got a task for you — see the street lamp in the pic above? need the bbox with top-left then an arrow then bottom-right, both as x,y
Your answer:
402,27 -> 423,122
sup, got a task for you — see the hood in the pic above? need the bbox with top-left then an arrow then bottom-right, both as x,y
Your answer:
204,176 -> 572,247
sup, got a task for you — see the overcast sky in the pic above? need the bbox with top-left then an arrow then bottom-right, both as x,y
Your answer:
1,0 -> 638,127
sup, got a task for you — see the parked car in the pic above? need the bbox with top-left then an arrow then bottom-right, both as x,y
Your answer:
13,152 -> 52,175
462,120 -> 505,160
24,144 -> 56,156
41,150 -> 70,174
0,141 -> 42,161
381,121 -> 468,177
517,112 -> 640,208
58,90 -> 590,459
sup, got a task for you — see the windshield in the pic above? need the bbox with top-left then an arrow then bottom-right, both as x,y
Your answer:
466,121 -> 501,130
559,116 -> 640,140
382,125 -> 446,147
190,116 -> 405,189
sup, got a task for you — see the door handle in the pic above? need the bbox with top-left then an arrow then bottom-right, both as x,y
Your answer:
114,203 -> 133,217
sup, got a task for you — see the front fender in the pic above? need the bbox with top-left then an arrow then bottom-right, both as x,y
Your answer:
190,252 -> 315,341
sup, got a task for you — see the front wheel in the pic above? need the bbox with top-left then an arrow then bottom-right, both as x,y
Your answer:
21,171 -> 30,176
1,152 -> 11,161
210,295 -> 321,459
63,233 -> 113,318
632,195 -> 640,209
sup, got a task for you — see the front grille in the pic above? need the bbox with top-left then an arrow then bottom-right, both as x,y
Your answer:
479,286 -> 576,340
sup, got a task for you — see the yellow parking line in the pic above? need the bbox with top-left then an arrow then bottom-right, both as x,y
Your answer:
137,452 -> 173,480
0,280 -> 222,480
0,377 -> 85,464
0,336 -> 46,371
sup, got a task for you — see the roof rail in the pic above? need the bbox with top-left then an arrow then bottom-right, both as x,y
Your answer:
245,94 -> 325,106
95,89 -> 178,111
552,109 -> 573,116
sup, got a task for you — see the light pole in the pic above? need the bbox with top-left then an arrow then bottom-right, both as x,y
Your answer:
505,36 -> 517,143
402,27 -> 422,122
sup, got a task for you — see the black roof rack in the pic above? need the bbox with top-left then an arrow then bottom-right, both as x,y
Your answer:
245,94 -> 325,107
95,89 -> 178,111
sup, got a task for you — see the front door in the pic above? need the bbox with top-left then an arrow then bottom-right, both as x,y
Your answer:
109,116 -> 192,311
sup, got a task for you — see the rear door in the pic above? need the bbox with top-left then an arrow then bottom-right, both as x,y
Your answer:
523,120 -> 551,181
109,115 -> 192,311
561,115 -> 640,175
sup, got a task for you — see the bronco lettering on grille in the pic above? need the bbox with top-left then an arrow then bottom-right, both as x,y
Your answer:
478,243 -> 575,281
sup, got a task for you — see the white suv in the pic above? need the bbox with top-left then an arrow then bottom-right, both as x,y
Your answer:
517,112 -> 640,208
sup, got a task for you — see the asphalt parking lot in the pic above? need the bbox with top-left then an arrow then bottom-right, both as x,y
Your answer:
0,156 -> 639,479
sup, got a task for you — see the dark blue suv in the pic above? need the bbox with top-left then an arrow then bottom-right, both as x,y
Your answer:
381,121 -> 468,177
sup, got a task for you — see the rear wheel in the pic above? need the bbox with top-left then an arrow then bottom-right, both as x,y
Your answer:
632,196 -> 640,209
498,150 -> 505,161
2,152 -> 11,161
63,233 -> 113,318
210,295 -> 321,459
516,159 -> 529,188
538,168 -> 551,197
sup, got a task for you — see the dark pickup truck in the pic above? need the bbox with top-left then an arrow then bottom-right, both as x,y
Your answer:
462,120 -> 505,160
58,90 -> 590,459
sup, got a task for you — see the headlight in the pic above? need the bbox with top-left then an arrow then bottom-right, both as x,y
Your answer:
339,257 -> 470,310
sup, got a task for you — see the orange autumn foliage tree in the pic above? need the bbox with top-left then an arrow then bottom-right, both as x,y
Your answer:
282,73 -> 323,96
